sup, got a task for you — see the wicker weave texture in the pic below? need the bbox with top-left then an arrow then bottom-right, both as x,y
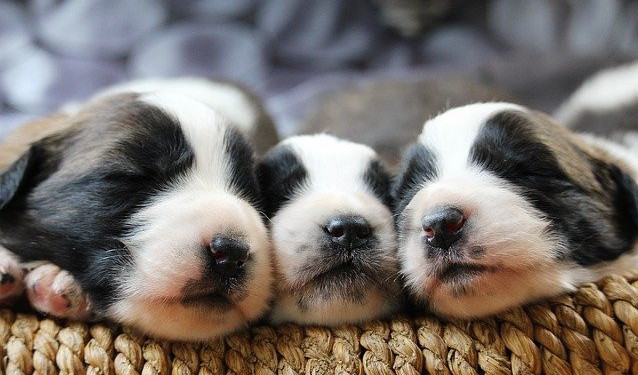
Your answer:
2,271 -> 638,375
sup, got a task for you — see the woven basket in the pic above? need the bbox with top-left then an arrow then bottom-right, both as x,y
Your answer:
3,271 -> 638,375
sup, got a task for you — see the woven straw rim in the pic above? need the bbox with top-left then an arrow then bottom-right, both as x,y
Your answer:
2,270 -> 638,374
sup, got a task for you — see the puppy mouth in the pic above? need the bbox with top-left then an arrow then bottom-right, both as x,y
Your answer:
435,262 -> 497,284
179,278 -> 239,309
315,261 -> 360,280
181,291 -> 233,308
294,258 -> 376,292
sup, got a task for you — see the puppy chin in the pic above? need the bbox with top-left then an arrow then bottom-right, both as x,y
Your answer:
108,299 -> 247,340
270,287 -> 399,326
400,171 -> 575,318
112,191 -> 273,339
419,264 -> 590,319
269,189 -> 400,325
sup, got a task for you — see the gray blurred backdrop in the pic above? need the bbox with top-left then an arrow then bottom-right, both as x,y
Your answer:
1,0 -> 637,137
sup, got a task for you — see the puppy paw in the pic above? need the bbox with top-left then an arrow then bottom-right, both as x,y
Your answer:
25,264 -> 91,320
0,247 -> 25,305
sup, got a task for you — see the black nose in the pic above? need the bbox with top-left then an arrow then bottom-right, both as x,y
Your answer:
324,215 -> 372,250
208,236 -> 250,276
422,206 -> 466,250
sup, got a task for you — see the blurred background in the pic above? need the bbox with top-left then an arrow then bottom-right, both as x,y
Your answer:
0,0 -> 637,138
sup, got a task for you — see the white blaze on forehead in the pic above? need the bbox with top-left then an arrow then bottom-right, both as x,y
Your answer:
140,92 -> 231,192
86,77 -> 259,137
399,102 -> 580,318
555,61 -> 638,124
268,133 -> 400,325
419,102 -> 524,177
109,91 -> 273,338
282,134 -> 376,193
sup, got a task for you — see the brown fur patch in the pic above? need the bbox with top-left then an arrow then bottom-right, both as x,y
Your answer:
0,93 -> 141,173
528,110 -> 637,197
526,110 -> 636,224
528,111 -> 603,193
0,113 -> 72,170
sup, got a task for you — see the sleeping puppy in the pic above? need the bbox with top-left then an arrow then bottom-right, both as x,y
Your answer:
395,102 -> 638,318
0,78 -> 277,340
257,134 -> 400,325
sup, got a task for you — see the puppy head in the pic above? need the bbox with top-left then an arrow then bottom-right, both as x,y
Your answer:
0,91 -> 273,340
257,134 -> 400,325
395,103 -> 638,318
85,77 -> 279,155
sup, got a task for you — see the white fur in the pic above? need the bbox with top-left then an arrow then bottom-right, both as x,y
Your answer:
555,61 -> 638,124
283,134 -> 378,192
418,102 -> 523,176
399,169 -> 586,317
399,103 -> 601,318
268,134 -> 400,325
107,93 -> 273,340
65,77 -> 260,138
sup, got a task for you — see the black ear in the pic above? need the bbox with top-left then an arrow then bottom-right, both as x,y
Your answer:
255,146 -> 308,219
223,126 -> 260,206
392,143 -> 438,215
608,163 -> 638,240
363,159 -> 393,209
0,148 -> 35,210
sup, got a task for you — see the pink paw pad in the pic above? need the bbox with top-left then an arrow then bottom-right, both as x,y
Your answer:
25,264 -> 91,320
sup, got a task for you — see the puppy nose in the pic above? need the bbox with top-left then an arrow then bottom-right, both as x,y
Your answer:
422,207 -> 466,250
209,236 -> 249,276
325,215 -> 372,250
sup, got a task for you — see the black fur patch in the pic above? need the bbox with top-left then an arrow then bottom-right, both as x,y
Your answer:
470,111 -> 638,266
393,143 -> 438,215
363,160 -> 393,208
256,145 -> 308,218
0,151 -> 32,210
224,127 -> 260,206
0,101 -> 195,313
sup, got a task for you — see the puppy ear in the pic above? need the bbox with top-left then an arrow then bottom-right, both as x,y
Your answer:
255,146 -> 307,219
392,143 -> 438,214
0,138 -> 60,211
0,148 -> 35,210
607,162 -> 638,237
